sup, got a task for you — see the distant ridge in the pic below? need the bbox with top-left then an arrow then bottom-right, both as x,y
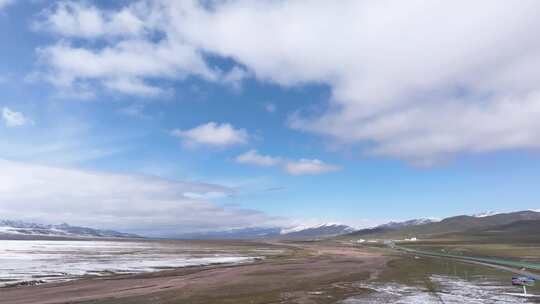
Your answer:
376,218 -> 438,230
0,220 -> 140,239
443,219 -> 540,243
176,223 -> 354,240
471,211 -> 500,218
281,223 -> 355,238
175,227 -> 282,240
347,210 -> 540,240
347,218 -> 438,237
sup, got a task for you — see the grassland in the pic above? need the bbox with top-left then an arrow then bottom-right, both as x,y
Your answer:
3,238 -> 540,303
397,237 -> 540,266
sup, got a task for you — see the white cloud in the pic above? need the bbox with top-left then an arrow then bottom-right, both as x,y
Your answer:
235,149 -> 281,166
171,122 -> 248,147
284,159 -> 340,176
1,107 -> 32,127
38,1 -> 146,38
35,1 -> 247,96
0,0 -> 13,11
36,40 -> 215,96
0,159 -> 280,236
341,93 -> 540,166
169,0 -> 540,165
221,66 -> 249,90
35,1 -> 540,164
235,150 -> 339,175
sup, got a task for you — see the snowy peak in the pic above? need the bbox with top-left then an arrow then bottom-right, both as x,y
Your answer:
472,211 -> 500,218
280,223 -> 355,237
0,220 -> 140,239
280,222 -> 342,234
377,218 -> 438,230
473,210 -> 540,218
175,223 -> 355,240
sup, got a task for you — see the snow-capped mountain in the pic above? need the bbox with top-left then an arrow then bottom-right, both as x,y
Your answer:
376,218 -> 439,230
473,210 -> 540,218
280,223 -> 355,238
348,218 -> 439,237
176,223 -> 355,240
472,211 -> 500,218
0,220 -> 140,239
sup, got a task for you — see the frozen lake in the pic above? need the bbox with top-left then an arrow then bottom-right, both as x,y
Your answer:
0,240 -> 259,286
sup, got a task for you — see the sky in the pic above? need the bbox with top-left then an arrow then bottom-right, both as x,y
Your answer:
1,0 -> 540,236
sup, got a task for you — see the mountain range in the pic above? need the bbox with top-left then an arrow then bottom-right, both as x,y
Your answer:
376,218 -> 438,230
174,223 -> 355,240
2,209 -> 538,241
347,210 -> 540,241
0,220 -> 140,239
174,219 -> 439,240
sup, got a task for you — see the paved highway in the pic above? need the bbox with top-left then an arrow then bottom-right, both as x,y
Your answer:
393,244 -> 540,280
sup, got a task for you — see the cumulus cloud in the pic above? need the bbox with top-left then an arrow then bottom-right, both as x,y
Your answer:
0,159 -> 280,236
1,107 -> 32,127
35,0 -> 540,164
38,1 -> 146,38
235,149 -> 281,166
35,1 -> 247,96
284,159 -> 340,176
235,150 -> 339,175
36,40 -> 213,96
171,122 -> 248,148
169,0 -> 540,165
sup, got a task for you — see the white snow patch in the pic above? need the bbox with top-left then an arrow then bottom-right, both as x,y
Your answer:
280,222 -> 348,234
0,240 -> 257,286
472,211 -> 501,218
344,275 -> 532,303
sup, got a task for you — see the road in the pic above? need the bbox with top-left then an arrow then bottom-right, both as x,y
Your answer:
393,244 -> 540,279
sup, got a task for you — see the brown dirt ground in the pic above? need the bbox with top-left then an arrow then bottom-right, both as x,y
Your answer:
0,241 -> 389,304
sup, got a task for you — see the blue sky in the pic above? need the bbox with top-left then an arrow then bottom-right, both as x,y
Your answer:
1,1 -> 540,235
